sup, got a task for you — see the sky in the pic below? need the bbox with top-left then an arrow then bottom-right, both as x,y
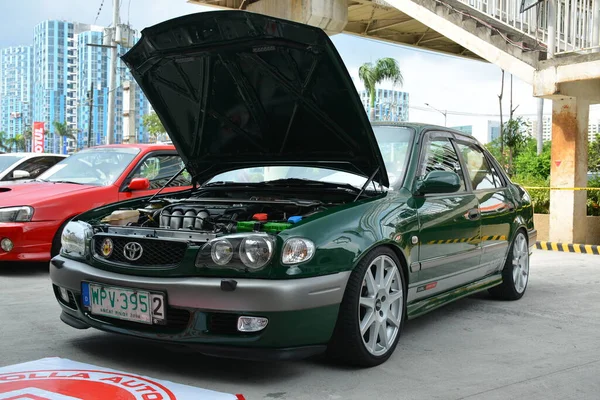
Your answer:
1,0 -> 598,143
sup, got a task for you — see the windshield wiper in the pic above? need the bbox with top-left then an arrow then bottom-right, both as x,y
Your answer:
202,181 -> 236,187
260,178 -> 362,193
49,180 -> 85,185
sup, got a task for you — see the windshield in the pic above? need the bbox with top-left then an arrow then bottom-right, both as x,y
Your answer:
207,125 -> 414,189
0,155 -> 27,172
37,147 -> 141,185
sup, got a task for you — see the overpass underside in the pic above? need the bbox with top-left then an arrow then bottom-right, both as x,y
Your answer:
189,0 -> 600,245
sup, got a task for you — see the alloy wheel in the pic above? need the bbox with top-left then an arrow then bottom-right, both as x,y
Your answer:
512,233 -> 529,294
358,255 -> 403,356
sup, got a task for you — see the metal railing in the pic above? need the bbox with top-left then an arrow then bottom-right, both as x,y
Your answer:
456,0 -> 600,55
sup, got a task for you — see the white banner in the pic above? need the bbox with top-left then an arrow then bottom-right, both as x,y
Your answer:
0,358 -> 245,400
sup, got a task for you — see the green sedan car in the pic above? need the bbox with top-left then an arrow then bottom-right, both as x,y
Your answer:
50,10 -> 536,367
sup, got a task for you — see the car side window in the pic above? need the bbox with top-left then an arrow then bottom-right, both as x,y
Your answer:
5,156 -> 63,180
419,136 -> 466,191
130,154 -> 191,190
456,142 -> 498,190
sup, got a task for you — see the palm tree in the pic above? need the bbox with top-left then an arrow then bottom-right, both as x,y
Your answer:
22,128 -> 32,152
53,121 -> 77,153
0,131 -> 10,153
358,58 -> 404,122
11,134 -> 27,152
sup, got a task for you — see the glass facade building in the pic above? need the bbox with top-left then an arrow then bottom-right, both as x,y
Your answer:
360,89 -> 410,122
76,28 -> 148,149
0,46 -> 33,151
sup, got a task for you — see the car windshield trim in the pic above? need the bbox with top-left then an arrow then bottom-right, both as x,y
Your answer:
37,147 -> 141,186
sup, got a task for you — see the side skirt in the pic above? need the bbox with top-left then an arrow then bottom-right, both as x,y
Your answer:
406,273 -> 502,320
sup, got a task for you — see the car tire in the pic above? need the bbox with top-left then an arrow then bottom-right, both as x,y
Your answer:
488,230 -> 530,300
327,247 -> 406,367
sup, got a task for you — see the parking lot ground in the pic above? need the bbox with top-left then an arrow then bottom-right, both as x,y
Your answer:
1,249 -> 599,400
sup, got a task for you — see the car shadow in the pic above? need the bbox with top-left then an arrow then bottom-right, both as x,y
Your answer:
69,294 -> 493,380
70,333 -> 324,384
0,262 -> 48,276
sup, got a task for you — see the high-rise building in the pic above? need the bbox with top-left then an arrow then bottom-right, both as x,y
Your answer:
525,116 -> 598,142
487,120 -> 501,142
0,46 -> 33,150
525,116 -> 552,142
76,25 -> 148,150
32,20 -> 94,153
360,89 -> 409,122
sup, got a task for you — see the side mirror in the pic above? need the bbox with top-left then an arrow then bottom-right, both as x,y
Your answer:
415,171 -> 461,195
12,170 -> 31,179
127,177 -> 150,191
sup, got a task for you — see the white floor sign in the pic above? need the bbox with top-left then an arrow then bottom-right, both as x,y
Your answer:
0,358 -> 245,400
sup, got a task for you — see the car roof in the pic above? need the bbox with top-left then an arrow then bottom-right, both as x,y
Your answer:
371,121 -> 480,144
87,144 -> 177,152
0,152 -> 67,158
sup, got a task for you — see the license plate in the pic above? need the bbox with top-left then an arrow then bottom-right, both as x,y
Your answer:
82,282 -> 166,325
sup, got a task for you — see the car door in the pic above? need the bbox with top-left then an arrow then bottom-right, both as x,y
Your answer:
455,140 -> 514,274
118,152 -> 192,201
414,131 -> 482,298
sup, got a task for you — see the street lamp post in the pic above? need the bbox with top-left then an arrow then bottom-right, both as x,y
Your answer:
425,102 -> 447,127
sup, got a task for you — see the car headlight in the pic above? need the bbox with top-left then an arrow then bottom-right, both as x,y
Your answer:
60,221 -> 93,258
0,206 -> 34,223
281,238 -> 315,265
196,233 -> 275,271
239,236 -> 274,269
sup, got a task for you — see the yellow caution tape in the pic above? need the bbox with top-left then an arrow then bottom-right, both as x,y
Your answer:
522,186 -> 600,191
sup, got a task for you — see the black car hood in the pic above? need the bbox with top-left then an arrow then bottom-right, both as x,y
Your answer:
122,10 -> 388,187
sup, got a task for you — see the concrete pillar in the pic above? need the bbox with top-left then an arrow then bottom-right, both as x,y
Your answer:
246,0 -> 348,35
548,94 -> 589,244
122,80 -> 137,144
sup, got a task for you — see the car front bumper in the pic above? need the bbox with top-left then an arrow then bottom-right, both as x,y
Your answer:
49,255 -> 351,360
0,221 -> 57,262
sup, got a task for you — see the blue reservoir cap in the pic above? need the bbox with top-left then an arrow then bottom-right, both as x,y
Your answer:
288,215 -> 303,224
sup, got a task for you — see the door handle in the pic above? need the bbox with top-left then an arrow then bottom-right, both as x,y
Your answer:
467,208 -> 480,220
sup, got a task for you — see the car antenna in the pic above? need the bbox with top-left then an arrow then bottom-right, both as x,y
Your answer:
354,167 -> 380,202
146,166 -> 187,204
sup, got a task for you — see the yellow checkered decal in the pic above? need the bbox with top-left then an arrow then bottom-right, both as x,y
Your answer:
426,235 -> 506,245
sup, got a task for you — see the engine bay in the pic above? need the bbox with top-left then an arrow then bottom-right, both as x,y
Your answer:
93,189 -> 347,242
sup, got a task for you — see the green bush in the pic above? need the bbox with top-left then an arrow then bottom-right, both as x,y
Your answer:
588,176 -> 600,216
512,174 -> 550,214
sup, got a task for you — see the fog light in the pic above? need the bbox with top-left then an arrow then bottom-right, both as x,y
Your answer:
1,238 -> 13,252
59,287 -> 69,302
237,316 -> 268,332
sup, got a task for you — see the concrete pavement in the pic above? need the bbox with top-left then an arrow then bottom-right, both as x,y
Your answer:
1,249 -> 599,399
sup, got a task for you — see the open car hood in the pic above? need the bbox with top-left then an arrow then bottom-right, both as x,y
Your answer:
121,10 -> 389,187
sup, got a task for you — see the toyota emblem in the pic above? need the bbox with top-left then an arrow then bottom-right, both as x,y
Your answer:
123,242 -> 143,261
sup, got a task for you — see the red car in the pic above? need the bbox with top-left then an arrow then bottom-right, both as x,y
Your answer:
0,144 -> 191,262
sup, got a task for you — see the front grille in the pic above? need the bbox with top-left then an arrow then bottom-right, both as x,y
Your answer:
208,313 -> 241,335
93,235 -> 187,267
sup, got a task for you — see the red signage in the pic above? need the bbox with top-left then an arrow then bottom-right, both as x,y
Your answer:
32,122 -> 45,153
0,358 -> 245,400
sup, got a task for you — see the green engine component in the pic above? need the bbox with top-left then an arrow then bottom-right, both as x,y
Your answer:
236,221 -> 292,233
